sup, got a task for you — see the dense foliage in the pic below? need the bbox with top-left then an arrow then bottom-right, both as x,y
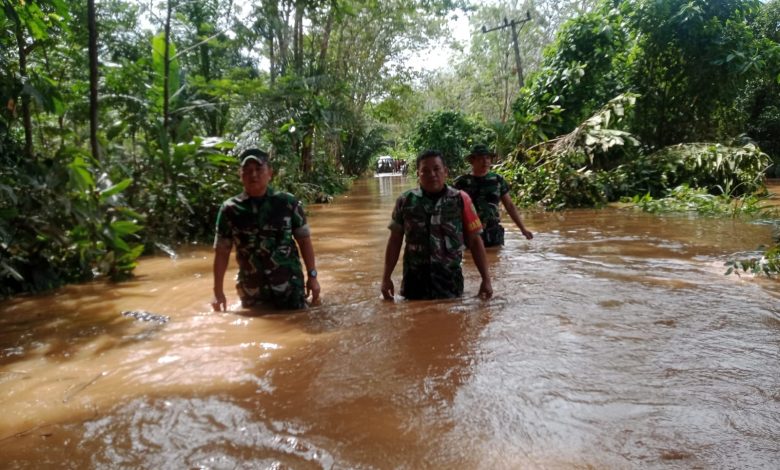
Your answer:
493,0 -> 779,277
0,0 -> 463,296
501,0 -> 778,209
410,110 -> 493,172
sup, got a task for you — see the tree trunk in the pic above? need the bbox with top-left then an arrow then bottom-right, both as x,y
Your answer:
199,28 -> 219,135
88,0 -> 100,161
318,9 -> 334,73
294,0 -> 304,73
14,19 -> 32,159
277,1 -> 290,75
163,0 -> 173,136
301,127 -> 313,174
268,32 -> 276,84
159,0 -> 174,183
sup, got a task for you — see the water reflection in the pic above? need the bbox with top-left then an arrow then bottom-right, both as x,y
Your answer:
1,177 -> 779,468
376,173 -> 407,197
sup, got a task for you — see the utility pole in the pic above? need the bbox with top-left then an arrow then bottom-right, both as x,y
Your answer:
481,11 -> 532,88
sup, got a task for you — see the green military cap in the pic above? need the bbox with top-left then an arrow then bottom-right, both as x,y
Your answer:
467,143 -> 495,159
239,148 -> 270,166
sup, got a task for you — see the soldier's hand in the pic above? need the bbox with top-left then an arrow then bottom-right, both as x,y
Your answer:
381,278 -> 395,300
478,280 -> 493,300
307,277 -> 321,305
521,228 -> 534,240
212,291 -> 227,311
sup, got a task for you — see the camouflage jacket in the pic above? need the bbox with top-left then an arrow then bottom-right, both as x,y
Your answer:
213,188 -> 309,308
453,172 -> 510,229
389,185 -> 481,300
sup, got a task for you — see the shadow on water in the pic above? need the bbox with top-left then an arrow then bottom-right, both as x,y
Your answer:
0,284 -> 166,369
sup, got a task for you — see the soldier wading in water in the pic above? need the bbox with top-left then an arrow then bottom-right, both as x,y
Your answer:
381,149 -> 493,300
454,143 -> 533,247
211,148 -> 321,311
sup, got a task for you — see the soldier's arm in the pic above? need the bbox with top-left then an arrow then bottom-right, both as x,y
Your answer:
460,190 -> 492,299
466,231 -> 492,299
295,234 -> 320,304
500,192 -> 533,240
382,229 -> 403,300
212,243 -> 231,311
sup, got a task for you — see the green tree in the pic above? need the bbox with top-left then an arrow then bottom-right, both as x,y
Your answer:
411,109 -> 493,171
1,0 -> 69,157
625,0 -> 765,148
510,0 -> 770,151
235,0 -> 464,176
511,3 -> 630,145
738,0 -> 780,173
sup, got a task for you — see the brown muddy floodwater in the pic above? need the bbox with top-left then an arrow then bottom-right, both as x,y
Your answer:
1,176 -> 779,469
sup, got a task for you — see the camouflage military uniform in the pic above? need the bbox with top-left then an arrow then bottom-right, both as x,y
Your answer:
214,188 -> 309,309
453,172 -> 510,247
389,186 -> 481,300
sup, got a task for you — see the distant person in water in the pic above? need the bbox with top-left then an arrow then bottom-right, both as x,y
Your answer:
453,144 -> 533,247
381,149 -> 492,300
211,148 -> 320,311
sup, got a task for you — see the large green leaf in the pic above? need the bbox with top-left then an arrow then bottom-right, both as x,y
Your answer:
110,234 -> 130,252
67,156 -> 95,191
151,32 -> 181,109
99,178 -> 133,201
110,220 -> 143,237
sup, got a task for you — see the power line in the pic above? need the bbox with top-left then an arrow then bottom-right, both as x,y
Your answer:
481,11 -> 532,88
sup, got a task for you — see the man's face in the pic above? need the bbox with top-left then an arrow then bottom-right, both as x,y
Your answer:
240,160 -> 272,196
417,156 -> 448,193
469,154 -> 492,176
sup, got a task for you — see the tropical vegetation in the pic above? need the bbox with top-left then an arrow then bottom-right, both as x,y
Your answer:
429,0 -> 780,276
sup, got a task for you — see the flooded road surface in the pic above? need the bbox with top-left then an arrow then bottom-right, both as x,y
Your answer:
1,176 -> 779,469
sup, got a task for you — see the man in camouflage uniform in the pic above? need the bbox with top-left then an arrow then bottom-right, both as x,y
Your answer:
381,149 -> 492,300
212,148 -> 320,311
454,143 -> 533,247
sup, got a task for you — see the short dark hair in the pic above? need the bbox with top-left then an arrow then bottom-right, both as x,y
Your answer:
416,149 -> 445,169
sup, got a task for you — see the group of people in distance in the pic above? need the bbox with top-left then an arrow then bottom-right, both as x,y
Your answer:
211,144 -> 534,312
